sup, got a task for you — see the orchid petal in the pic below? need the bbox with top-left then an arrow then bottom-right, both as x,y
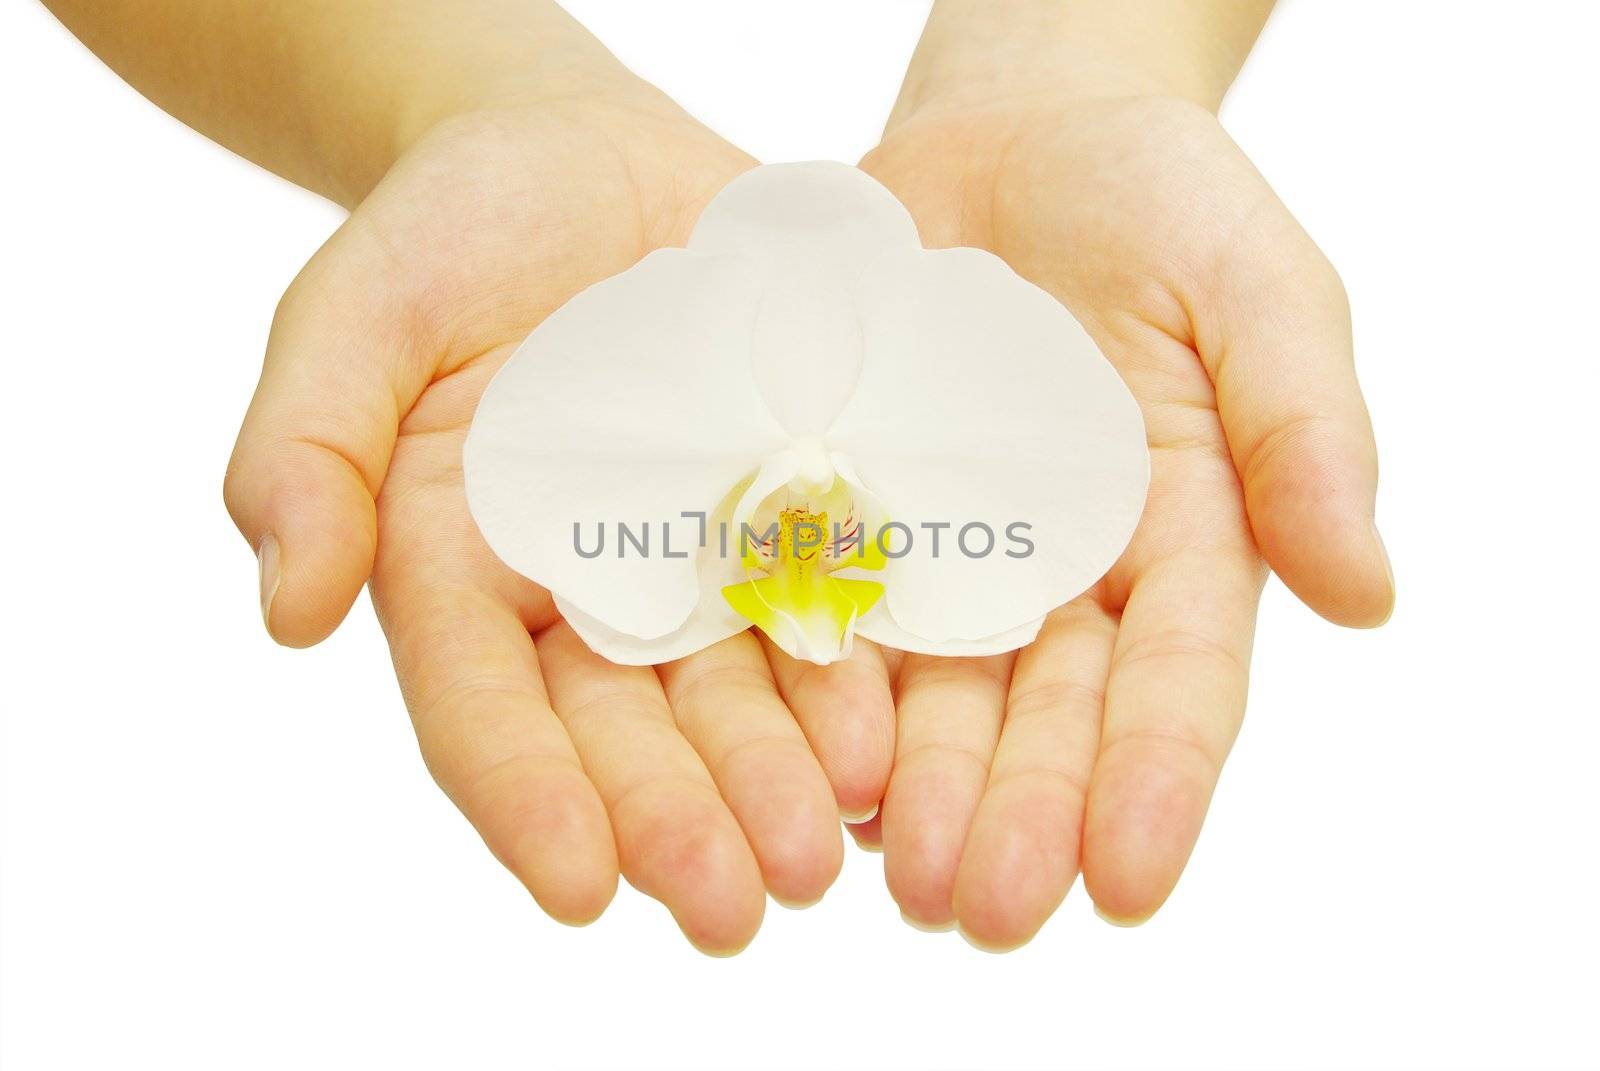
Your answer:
854,604 -> 1046,657
688,164 -> 921,437
552,593 -> 749,667
464,249 -> 788,640
828,246 -> 1149,644
687,161 -> 919,262
548,471 -> 763,664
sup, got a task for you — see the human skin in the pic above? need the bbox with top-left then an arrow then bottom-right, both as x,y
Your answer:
838,0 -> 1395,948
42,0 -> 1392,953
43,0 -> 903,954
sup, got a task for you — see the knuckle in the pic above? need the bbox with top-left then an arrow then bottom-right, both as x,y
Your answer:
1101,724 -> 1224,783
220,451 -> 249,521
1116,625 -> 1245,679
1241,411 -> 1341,490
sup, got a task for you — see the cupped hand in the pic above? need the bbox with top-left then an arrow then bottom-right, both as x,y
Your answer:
857,94 -> 1394,947
222,95 -> 894,953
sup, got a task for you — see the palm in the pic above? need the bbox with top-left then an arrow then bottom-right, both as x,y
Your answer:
268,105 -> 892,953
959,100 -> 1272,621
857,97 -> 1389,945
364,105 -> 739,645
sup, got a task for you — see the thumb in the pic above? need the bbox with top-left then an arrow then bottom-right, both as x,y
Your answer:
1201,202 -> 1395,628
224,222 -> 431,647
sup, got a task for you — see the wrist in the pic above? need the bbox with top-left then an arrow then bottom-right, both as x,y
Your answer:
886,0 -> 1270,132
333,2 -> 679,205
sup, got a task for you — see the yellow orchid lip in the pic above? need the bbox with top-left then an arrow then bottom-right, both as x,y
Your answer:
722,505 -> 884,664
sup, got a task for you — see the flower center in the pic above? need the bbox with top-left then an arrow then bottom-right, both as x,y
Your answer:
721,492 -> 885,666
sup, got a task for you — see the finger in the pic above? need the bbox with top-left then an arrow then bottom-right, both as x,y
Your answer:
952,601 -> 1115,951
537,622 -> 766,955
383,583 -> 619,925
881,653 -> 1013,929
1201,205 -> 1393,627
658,634 -> 843,908
845,812 -> 883,852
763,636 -> 896,821
224,219 -> 435,646
1082,550 -> 1264,924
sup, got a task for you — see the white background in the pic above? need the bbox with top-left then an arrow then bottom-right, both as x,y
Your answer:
2,2 -> 1597,1069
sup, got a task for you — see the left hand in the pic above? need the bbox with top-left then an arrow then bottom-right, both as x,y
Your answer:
853,90 -> 1394,947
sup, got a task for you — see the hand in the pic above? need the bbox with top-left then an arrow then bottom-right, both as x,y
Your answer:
222,90 -> 894,953
856,88 -> 1394,945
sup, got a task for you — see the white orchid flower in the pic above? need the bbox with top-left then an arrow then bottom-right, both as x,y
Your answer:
464,162 -> 1149,666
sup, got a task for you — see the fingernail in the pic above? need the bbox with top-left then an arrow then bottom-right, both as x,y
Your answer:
1094,903 -> 1151,928
900,910 -> 956,933
840,802 -> 879,823
257,533 -> 281,634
